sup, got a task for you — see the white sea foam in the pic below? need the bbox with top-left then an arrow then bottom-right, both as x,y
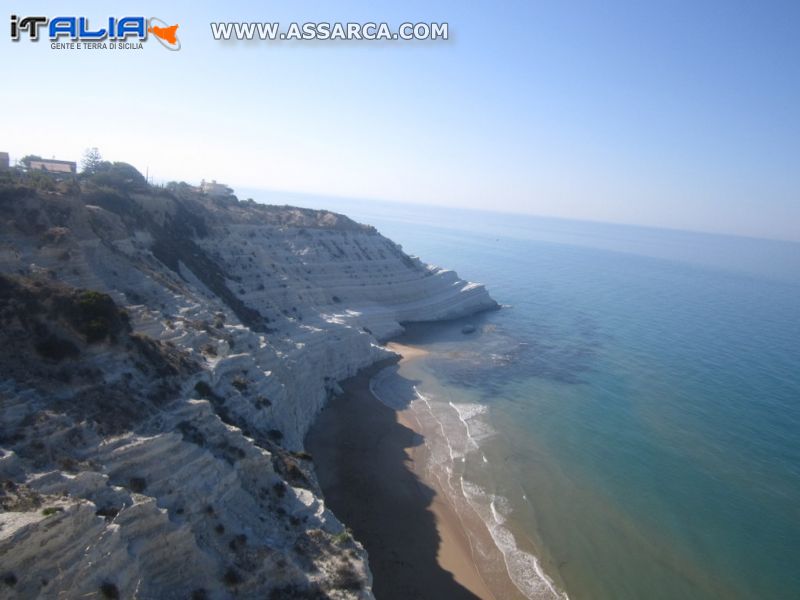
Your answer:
490,496 -> 503,524
450,401 -> 488,422
414,386 -> 460,465
430,402 -> 566,599
413,386 -> 428,403
450,401 -> 495,450
373,371 -> 568,600
461,480 -> 568,600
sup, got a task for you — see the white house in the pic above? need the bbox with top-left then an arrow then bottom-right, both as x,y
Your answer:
200,179 -> 233,197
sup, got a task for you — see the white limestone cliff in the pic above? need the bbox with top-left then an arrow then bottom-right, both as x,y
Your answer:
0,185 -> 497,598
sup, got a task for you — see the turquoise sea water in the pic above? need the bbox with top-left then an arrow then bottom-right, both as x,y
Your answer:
254,192 -> 800,599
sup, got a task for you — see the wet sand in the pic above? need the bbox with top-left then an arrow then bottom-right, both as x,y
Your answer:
306,352 -> 495,600
385,341 -> 429,362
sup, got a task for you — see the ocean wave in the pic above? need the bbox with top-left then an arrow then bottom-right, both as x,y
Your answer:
374,372 -> 567,599
413,386 -> 429,403
461,480 -> 569,600
449,401 -> 495,447
413,386 -> 460,467
416,392 -> 567,599
449,401 -> 488,421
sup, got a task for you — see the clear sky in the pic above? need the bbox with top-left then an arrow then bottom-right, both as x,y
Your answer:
3,1 -> 799,241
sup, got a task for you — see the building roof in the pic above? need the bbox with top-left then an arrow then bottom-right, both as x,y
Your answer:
30,159 -> 76,166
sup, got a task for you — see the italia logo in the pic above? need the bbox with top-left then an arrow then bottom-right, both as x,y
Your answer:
10,15 -> 180,50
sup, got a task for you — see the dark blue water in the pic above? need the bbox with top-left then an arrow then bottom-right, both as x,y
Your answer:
252,191 -> 800,599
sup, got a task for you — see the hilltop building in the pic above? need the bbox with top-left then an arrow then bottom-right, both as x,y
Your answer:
200,179 -> 234,197
0,152 -> 9,170
28,158 -> 77,174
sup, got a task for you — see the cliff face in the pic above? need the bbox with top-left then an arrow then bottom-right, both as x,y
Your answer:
0,183 -> 497,599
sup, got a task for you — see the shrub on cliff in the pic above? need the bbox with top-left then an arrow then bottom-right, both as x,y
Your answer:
0,183 -> 37,202
80,186 -> 134,219
0,275 -> 130,360
129,477 -> 147,493
223,567 -> 241,587
83,161 -> 148,193
194,381 -> 220,400
99,582 -> 120,599
35,334 -> 80,361
64,290 -> 129,343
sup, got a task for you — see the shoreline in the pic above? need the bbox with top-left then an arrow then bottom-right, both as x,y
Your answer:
307,340 -> 536,600
306,348 -> 496,599
386,342 -> 532,600
387,343 -> 501,598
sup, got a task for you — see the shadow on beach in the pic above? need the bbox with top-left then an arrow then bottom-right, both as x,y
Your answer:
306,358 -> 482,600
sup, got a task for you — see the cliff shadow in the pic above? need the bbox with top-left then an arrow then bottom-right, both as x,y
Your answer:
306,360 -> 482,600
366,363 -> 421,411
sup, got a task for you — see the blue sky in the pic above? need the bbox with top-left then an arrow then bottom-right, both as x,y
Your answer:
3,1 -> 799,240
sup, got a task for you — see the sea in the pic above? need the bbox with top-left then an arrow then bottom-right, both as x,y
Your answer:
247,190 -> 800,600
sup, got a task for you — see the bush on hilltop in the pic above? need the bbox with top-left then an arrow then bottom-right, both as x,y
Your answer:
83,161 -> 148,192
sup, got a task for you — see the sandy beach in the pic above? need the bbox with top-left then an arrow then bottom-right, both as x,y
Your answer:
385,341 -> 429,362
306,347 -> 496,600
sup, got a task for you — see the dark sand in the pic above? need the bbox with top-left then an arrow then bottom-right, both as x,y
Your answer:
306,355 -> 494,600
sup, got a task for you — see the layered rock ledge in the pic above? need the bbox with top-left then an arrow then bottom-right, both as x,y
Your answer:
0,182 -> 497,599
